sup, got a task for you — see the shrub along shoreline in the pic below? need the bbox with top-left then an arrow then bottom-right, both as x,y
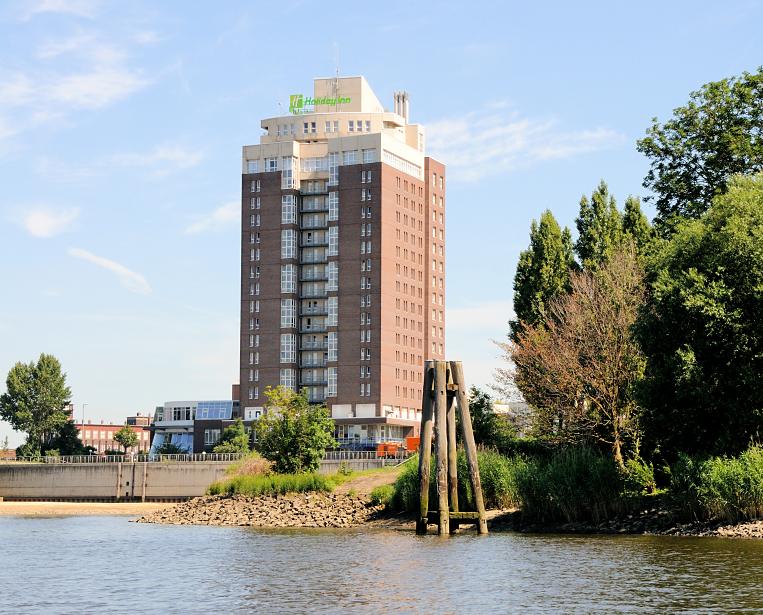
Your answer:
386,445 -> 763,537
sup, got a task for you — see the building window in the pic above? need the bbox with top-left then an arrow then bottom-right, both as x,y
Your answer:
281,264 -> 296,293
327,261 -> 338,291
204,429 -> 221,446
364,121 -> 371,133
328,331 -> 338,362
266,157 -> 278,172
327,296 -> 338,326
328,152 -> 339,186
362,148 -> 375,163
282,156 -> 295,189
280,299 -> 296,328
328,191 -> 339,221
327,367 -> 337,396
280,334 -> 296,363
281,195 -> 296,224
280,368 -> 296,390
328,226 -> 339,256
250,179 -> 261,192
343,150 -> 357,166
348,120 -> 355,132
303,122 -> 309,134
247,160 -> 259,173
281,229 -> 296,259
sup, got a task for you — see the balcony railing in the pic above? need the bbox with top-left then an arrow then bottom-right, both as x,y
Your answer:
301,218 -> 328,229
300,255 -> 327,264
301,325 -> 327,333
301,307 -> 328,316
300,341 -> 328,350
301,202 -> 329,213
301,359 -> 327,368
301,239 -> 328,247
300,271 -> 328,281
300,290 -> 327,299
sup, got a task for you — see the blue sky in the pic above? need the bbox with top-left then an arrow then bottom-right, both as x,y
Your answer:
1,0 -> 762,445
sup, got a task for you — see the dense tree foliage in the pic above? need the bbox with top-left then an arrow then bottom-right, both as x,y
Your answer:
0,354 -> 71,456
255,387 -> 336,473
213,418 -> 251,453
574,181 -> 624,269
506,246 -> 646,467
510,210 -> 575,339
637,67 -> 763,228
622,196 -> 653,254
45,420 -> 88,455
113,424 -> 139,453
456,386 -> 516,450
637,174 -> 763,461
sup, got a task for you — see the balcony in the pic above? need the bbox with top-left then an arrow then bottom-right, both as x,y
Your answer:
301,218 -> 328,230
301,307 -> 328,316
302,378 -> 328,387
301,325 -> 327,333
301,239 -> 328,247
300,254 -> 327,264
300,271 -> 328,282
301,359 -> 327,368
300,340 -> 328,350
301,201 -> 329,213
300,289 -> 327,299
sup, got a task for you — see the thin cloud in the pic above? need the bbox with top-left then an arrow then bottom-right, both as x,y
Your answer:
47,67 -> 148,110
68,247 -> 151,295
113,145 -> 204,176
20,206 -> 80,237
22,0 -> 100,20
185,201 -> 239,234
428,104 -> 624,181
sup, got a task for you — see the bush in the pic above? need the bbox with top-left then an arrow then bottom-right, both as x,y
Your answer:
207,472 -> 333,497
515,446 -> 625,523
390,450 -> 521,513
621,456 -> 657,496
670,445 -> 763,522
213,418 -> 250,454
225,451 -> 272,477
369,484 -> 395,508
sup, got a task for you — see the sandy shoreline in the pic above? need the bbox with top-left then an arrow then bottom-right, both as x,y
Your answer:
0,501 -> 174,517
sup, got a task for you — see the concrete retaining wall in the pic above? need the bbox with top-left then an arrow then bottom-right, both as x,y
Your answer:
0,462 -> 230,501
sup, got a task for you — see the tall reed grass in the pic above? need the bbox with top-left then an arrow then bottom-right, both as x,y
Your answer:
207,472 -> 333,497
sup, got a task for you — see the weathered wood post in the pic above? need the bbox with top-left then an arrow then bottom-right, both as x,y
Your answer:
450,360 -> 488,534
434,361 -> 450,535
446,366 -> 459,515
416,361 -> 435,535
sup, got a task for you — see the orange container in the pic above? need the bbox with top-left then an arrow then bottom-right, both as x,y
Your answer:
406,436 -> 420,451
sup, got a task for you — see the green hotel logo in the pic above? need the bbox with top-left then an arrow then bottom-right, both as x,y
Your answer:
288,94 -> 351,115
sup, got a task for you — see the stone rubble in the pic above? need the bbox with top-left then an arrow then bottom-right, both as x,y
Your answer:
135,492 -> 384,528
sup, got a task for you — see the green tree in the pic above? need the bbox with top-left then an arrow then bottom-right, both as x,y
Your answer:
113,424 -> 139,454
574,180 -> 624,270
0,354 -> 71,456
46,420 -> 87,455
255,386 -> 336,473
213,418 -> 251,453
456,386 -> 516,450
510,210 -> 575,339
622,195 -> 653,254
637,67 -> 763,228
636,174 -> 763,461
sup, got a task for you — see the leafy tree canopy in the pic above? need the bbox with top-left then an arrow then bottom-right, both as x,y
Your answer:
636,173 -> 763,461
255,386 -> 336,473
213,418 -> 251,454
575,180 -> 624,269
637,67 -> 763,228
113,424 -> 139,453
45,420 -> 88,456
511,210 -> 575,339
0,353 -> 71,456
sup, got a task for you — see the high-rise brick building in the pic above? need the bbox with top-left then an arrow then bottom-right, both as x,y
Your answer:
239,76 -> 445,448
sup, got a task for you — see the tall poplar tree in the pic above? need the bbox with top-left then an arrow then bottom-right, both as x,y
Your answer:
574,180 -> 623,270
622,195 -> 653,254
510,210 -> 575,340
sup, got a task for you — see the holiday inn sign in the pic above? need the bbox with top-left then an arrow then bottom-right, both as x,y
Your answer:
289,94 -> 351,114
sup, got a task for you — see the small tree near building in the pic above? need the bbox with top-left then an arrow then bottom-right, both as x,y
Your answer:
212,418 -> 250,454
114,424 -> 139,454
255,386 -> 336,473
0,353 -> 72,457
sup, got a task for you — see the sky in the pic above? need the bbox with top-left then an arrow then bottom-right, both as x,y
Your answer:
1,0 -> 762,446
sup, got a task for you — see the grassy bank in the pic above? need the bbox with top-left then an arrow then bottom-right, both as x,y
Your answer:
388,444 -> 763,525
208,472 -> 333,497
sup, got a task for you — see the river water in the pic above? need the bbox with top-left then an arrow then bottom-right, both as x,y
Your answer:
2,516 -> 763,614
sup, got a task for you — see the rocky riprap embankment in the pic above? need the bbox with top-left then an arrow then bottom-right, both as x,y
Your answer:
135,493 -> 384,528
490,507 -> 763,539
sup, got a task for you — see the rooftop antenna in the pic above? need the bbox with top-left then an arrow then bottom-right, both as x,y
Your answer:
332,42 -> 340,110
